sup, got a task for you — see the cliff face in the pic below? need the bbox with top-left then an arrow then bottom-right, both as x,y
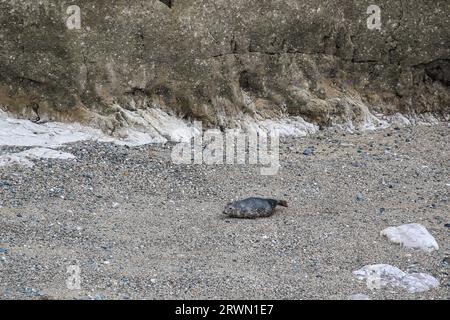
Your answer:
0,0 -> 449,134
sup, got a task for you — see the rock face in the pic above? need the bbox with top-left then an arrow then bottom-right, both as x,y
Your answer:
381,223 -> 439,253
0,0 -> 449,135
353,264 -> 440,293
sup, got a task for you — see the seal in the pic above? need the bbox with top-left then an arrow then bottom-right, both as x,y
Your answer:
223,197 -> 288,219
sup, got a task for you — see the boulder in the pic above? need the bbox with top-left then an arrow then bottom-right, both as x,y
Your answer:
353,264 -> 440,293
381,223 -> 439,253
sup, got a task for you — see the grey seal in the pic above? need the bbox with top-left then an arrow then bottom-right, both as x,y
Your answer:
223,197 -> 288,219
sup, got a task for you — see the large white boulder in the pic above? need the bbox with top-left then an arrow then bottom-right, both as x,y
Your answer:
353,264 -> 440,293
381,223 -> 439,253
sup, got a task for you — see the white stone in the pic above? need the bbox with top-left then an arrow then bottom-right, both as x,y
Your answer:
353,264 -> 439,293
381,223 -> 439,253
349,294 -> 370,300
0,153 -> 35,167
0,148 -> 76,167
241,114 -> 319,137
19,148 -> 76,160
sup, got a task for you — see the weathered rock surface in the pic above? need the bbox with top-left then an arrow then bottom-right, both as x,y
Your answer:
0,1 -> 449,135
381,223 -> 439,253
0,147 -> 75,168
353,264 -> 440,293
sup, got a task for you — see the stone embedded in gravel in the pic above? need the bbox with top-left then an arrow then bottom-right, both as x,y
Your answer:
381,223 -> 439,253
303,148 -> 313,156
112,202 -> 120,208
23,287 -> 43,298
353,264 -> 440,293
349,293 -> 370,300
93,294 -> 105,300
356,192 -> 364,202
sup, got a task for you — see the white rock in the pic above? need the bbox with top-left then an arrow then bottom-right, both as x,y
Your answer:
138,108 -> 201,143
381,223 -> 439,253
241,114 -> 319,137
0,148 -> 76,167
349,294 -> 371,300
0,116 -> 105,147
0,153 -> 35,167
112,202 -> 120,209
0,109 -> 194,147
257,117 -> 319,137
19,148 -> 76,160
353,264 -> 439,293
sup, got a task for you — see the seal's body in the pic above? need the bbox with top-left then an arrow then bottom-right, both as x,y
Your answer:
223,197 -> 288,219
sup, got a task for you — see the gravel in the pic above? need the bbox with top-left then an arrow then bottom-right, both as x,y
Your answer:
0,123 -> 449,300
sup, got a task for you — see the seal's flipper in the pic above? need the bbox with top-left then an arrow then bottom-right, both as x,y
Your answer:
277,200 -> 288,207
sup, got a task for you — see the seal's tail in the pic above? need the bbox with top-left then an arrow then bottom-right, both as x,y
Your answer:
277,200 -> 288,207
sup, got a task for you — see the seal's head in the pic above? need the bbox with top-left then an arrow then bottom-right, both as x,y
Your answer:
223,203 -> 235,215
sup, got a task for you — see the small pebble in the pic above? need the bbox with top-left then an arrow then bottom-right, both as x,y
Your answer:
356,192 -> 364,202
